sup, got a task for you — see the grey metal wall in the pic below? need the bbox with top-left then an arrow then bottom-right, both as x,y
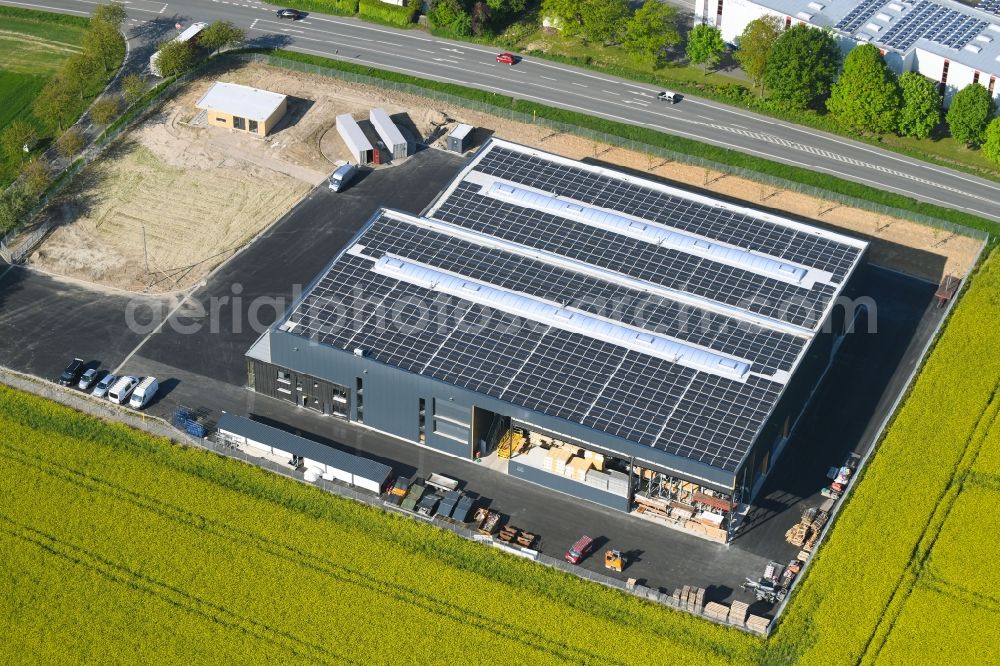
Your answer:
508,460 -> 632,512
248,359 -> 350,418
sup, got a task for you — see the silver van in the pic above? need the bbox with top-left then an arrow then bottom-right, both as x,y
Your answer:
328,163 -> 358,192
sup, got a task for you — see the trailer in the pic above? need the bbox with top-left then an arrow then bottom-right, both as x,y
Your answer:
426,473 -> 459,493
436,490 -> 461,519
453,494 -> 475,522
369,107 -> 409,159
336,113 -> 373,164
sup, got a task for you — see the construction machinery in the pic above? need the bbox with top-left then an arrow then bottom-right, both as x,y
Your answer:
604,549 -> 625,572
741,561 -> 788,603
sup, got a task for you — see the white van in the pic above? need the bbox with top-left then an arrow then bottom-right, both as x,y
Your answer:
107,376 -> 140,405
328,163 -> 358,192
129,376 -> 159,409
657,90 -> 679,103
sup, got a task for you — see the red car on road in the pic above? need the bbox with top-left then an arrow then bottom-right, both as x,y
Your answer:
496,52 -> 516,65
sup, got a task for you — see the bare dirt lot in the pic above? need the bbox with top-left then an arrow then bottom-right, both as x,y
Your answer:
30,61 -> 981,293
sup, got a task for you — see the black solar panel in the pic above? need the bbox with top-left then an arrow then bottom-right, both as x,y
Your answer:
879,1 -> 989,51
434,182 -> 837,329
835,0 -> 888,34
979,0 -> 1000,15
473,147 -> 861,282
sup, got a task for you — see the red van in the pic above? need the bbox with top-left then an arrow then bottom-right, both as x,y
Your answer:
565,535 -> 595,564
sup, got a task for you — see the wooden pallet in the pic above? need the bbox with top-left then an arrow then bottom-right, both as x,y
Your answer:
729,600 -> 749,626
746,615 -> 770,634
704,602 -> 730,621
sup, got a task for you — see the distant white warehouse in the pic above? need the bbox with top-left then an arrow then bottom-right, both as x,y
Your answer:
698,0 -> 1000,105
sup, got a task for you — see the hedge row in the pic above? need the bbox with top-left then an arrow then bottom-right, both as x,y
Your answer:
357,0 -> 416,27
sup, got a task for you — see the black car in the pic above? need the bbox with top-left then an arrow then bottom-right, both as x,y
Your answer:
276,8 -> 305,19
59,358 -> 85,386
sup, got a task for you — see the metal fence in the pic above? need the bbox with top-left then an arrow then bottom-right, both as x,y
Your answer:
240,52 -> 989,243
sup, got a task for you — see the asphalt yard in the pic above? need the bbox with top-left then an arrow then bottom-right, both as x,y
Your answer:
0,147 -> 942,614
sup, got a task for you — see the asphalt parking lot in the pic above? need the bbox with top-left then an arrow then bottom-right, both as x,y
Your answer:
0,147 -> 942,614
0,264 -> 166,381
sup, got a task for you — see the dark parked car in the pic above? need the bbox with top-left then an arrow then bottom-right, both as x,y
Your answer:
59,358 -> 85,386
276,8 -> 305,19
565,535 -> 595,564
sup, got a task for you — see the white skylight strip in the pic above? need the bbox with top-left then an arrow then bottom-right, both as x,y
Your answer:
372,255 -> 753,382
486,182 -> 812,287
402,214 -> 812,337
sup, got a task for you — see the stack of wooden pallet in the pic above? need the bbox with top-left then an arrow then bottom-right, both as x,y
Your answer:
498,525 -> 519,543
670,585 -> 706,612
703,602 -> 730,622
729,600 -> 749,627
542,448 -> 573,474
566,456 -> 592,481
746,615 -> 770,635
582,449 -> 605,470
803,510 -> 831,551
785,507 -> 818,547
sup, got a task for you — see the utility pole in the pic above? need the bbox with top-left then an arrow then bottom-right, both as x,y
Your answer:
142,224 -> 149,274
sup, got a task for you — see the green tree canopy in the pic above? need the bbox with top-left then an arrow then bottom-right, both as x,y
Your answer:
154,40 -> 195,77
764,24 -> 840,110
581,0 -> 630,45
21,158 -> 51,197
735,16 -> 783,94
0,119 -> 37,164
946,83 -> 996,147
199,21 -> 245,53
0,188 -> 30,234
896,72 -> 941,139
83,17 -> 123,72
542,0 -> 630,43
686,23 -> 725,75
33,77 -> 76,131
121,73 -> 146,107
982,117 -> 1000,165
89,95 -> 121,125
826,44 -> 901,134
92,1 -> 127,29
62,53 -> 99,100
55,128 -> 85,159
623,1 -> 679,64
428,0 -> 472,36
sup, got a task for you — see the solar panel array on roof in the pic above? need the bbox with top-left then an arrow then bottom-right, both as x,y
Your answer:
836,0 -> 888,34
878,0 -> 988,51
277,140 -> 866,473
979,0 -> 1000,15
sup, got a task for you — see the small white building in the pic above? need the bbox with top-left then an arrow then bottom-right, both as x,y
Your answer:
196,82 -> 288,136
698,0 -> 1000,106
336,113 -> 374,164
369,107 -> 410,159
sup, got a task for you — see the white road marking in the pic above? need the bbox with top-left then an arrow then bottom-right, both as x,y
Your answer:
417,48 -> 434,53
114,295 -> 194,375
624,100 -> 649,106
602,90 -> 620,96
249,18 -> 258,28
540,75 -> 557,81
305,14 -> 434,41
571,82 -> 587,87
0,0 -> 88,12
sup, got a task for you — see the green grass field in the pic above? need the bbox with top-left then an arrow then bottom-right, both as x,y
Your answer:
2,251 -> 1000,664
0,8 -> 121,186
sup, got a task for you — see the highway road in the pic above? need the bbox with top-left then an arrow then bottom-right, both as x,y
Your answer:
7,0 -> 1000,221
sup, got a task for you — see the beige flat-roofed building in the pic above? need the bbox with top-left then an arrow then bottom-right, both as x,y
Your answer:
196,82 -> 288,137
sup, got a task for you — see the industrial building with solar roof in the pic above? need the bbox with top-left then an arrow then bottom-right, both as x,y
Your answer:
245,139 -> 868,542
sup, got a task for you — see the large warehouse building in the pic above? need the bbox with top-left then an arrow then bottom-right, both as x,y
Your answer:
245,139 -> 868,542
698,0 -> 1000,105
